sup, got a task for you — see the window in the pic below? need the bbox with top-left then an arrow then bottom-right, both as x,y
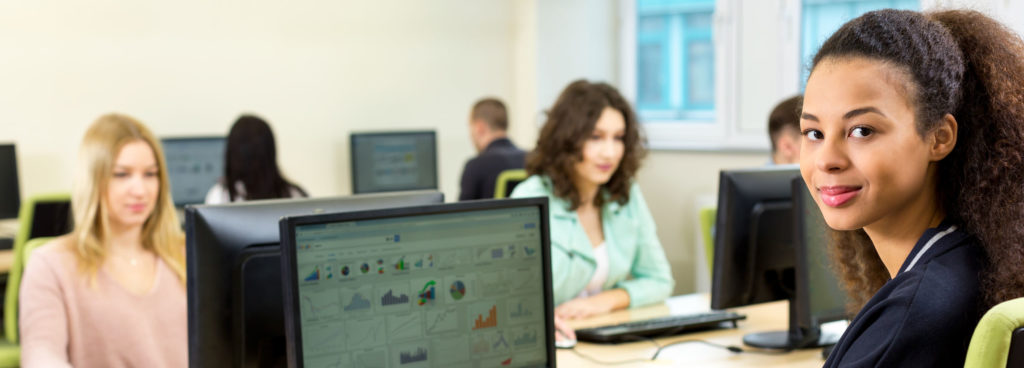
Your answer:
635,0 -> 716,122
800,0 -> 920,88
621,0 -> 925,150
621,0 -> 740,150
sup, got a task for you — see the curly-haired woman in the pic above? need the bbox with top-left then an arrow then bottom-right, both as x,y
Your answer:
800,9 -> 1024,367
512,80 -> 674,341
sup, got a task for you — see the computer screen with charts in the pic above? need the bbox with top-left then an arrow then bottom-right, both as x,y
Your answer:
350,131 -> 438,194
280,198 -> 554,368
161,136 -> 225,206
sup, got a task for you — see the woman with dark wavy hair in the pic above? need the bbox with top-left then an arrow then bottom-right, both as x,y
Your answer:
512,80 -> 673,341
800,9 -> 1024,367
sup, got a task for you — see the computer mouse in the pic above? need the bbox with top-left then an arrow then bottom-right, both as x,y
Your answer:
555,339 -> 577,349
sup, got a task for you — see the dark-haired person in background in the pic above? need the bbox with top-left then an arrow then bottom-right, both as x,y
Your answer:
800,9 -> 1024,367
768,95 -> 802,164
458,98 -> 526,200
205,115 -> 307,204
511,80 -> 673,341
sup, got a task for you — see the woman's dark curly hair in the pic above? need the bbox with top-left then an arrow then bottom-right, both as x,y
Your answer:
525,80 -> 647,210
809,9 -> 1024,313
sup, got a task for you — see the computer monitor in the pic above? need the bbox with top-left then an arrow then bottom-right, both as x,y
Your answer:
185,190 -> 444,368
711,166 -> 799,310
790,177 -> 848,347
162,136 -> 226,206
279,198 -> 554,368
350,131 -> 438,194
0,144 -> 20,219
710,166 -> 847,349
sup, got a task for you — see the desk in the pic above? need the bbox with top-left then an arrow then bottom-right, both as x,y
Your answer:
557,294 -> 825,367
0,219 -> 17,238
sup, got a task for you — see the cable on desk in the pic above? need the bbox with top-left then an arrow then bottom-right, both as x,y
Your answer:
651,339 -> 792,359
566,336 -> 660,366
567,336 -> 793,364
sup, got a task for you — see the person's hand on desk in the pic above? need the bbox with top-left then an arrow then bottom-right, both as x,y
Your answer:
553,316 -> 576,342
555,289 -> 630,320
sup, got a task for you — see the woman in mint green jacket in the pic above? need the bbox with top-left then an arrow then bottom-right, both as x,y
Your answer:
511,80 -> 674,334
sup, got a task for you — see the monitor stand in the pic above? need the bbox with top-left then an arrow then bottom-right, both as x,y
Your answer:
743,328 -> 838,350
741,296 -> 845,350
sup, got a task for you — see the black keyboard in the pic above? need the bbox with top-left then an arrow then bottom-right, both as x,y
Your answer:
575,311 -> 746,343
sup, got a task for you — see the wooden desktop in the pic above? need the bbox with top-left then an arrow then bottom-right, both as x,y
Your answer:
557,293 -> 826,367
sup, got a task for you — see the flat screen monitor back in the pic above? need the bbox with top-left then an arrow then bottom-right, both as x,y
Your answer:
350,131 -> 437,194
185,190 -> 444,368
711,166 -> 801,310
0,144 -> 20,219
792,177 -> 848,343
162,137 -> 225,206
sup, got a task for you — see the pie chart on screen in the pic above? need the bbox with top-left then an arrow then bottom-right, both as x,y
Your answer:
450,280 -> 466,300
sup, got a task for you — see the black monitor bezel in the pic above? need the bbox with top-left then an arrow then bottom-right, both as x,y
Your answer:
279,197 -> 555,368
0,143 -> 20,219
160,136 -> 226,207
184,190 -> 444,367
349,130 -> 439,194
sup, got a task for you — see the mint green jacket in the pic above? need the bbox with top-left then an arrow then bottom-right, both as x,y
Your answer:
511,175 -> 674,308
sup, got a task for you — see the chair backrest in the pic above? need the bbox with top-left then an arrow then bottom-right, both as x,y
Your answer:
5,192 -> 71,343
13,193 -> 72,251
698,207 -> 716,275
1009,327 -> 1024,368
493,169 -> 529,199
5,237 -> 53,344
964,297 -> 1024,368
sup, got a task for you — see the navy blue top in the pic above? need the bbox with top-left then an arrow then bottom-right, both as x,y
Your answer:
824,221 -> 986,367
458,138 -> 526,201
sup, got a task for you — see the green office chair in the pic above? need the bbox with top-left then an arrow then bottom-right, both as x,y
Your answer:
0,193 -> 72,367
965,297 -> 1024,368
698,207 -> 716,276
493,169 -> 529,199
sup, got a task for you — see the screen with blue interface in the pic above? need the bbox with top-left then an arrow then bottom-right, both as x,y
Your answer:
351,132 -> 437,194
161,137 -> 225,206
291,205 -> 548,368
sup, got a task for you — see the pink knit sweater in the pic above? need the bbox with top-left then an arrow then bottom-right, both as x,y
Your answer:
19,242 -> 187,368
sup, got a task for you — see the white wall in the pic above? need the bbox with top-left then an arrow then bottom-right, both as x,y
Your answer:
13,0 -> 1014,297
0,0 -> 518,202
0,0 -> 770,296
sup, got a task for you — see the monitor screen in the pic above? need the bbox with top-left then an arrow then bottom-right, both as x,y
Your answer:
184,191 -> 444,368
162,137 -> 225,206
0,144 -> 19,219
280,198 -> 554,368
350,131 -> 438,194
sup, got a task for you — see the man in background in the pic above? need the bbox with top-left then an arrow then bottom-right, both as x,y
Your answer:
768,95 -> 802,164
459,98 -> 526,200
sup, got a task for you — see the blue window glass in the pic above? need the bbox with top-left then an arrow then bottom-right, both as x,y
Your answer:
637,0 -> 716,122
801,0 -> 919,88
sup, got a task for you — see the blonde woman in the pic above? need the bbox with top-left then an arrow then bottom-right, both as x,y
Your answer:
20,114 -> 187,367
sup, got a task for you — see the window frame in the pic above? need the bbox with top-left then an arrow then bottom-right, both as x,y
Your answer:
622,0 -> 936,151
621,0 -> 753,151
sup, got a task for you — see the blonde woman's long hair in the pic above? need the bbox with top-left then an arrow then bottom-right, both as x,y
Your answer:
70,113 -> 185,284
